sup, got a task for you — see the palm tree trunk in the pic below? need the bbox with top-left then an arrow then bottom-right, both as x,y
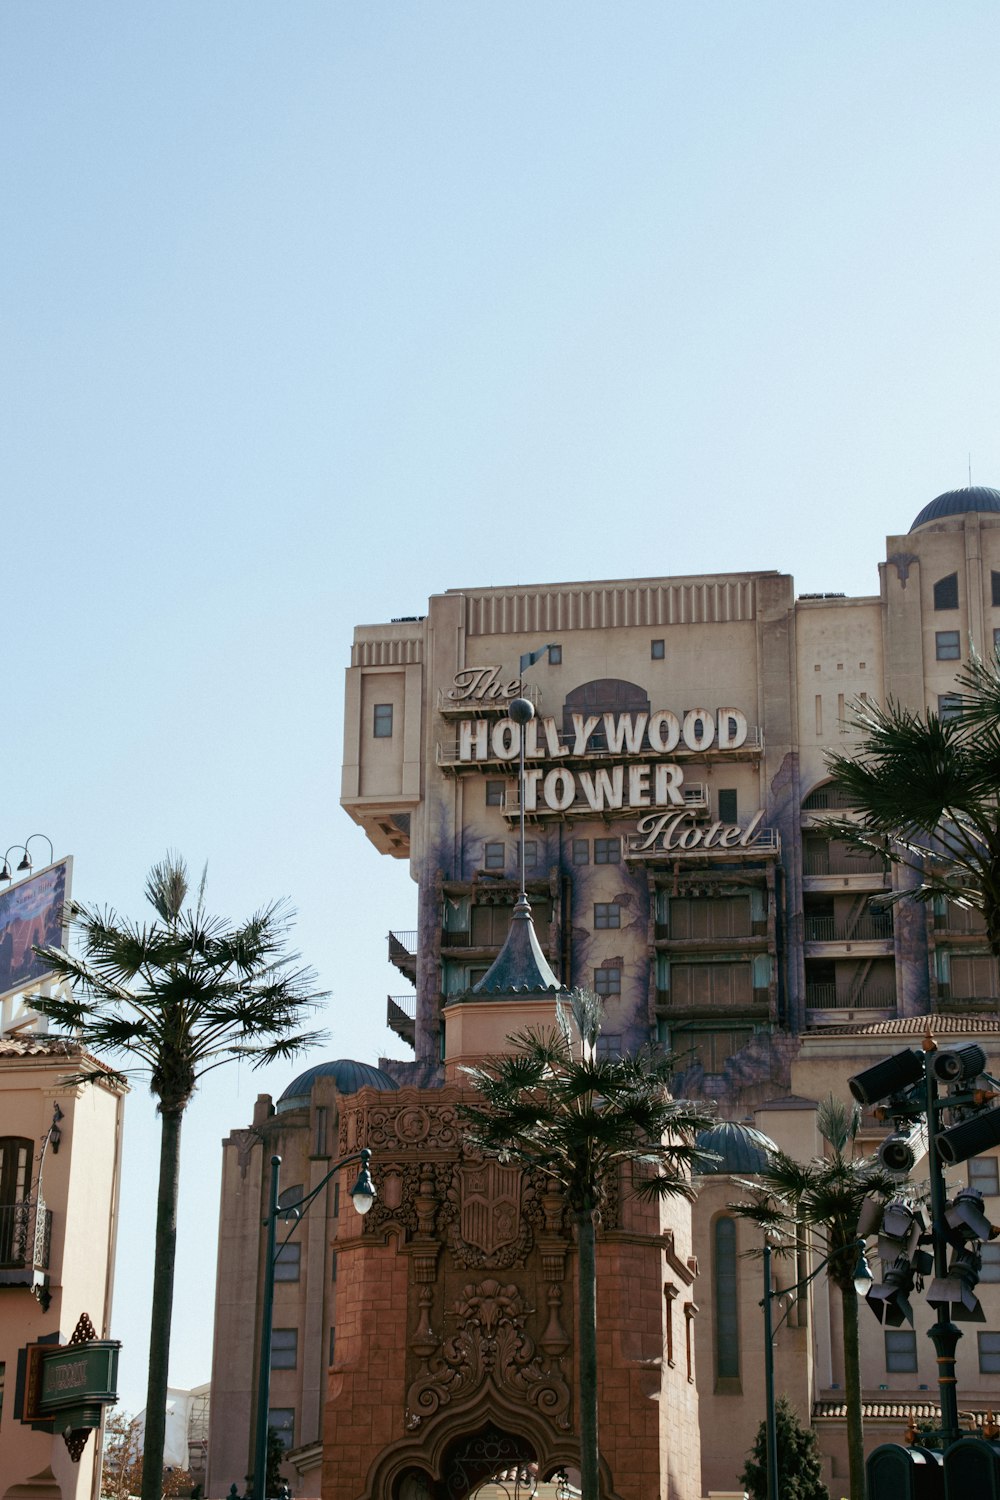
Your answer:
840,1280 -> 866,1500
576,1207 -> 600,1500
141,1104 -> 184,1500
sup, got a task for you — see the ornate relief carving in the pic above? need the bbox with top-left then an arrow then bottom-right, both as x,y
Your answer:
341,1099 -> 463,1158
442,1162 -> 537,1270
405,1279 -> 570,1432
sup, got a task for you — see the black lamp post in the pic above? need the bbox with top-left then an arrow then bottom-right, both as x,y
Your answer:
760,1234 -> 871,1500
251,1148 -> 376,1499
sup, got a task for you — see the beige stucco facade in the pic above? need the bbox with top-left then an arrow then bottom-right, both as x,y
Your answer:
0,1034 -> 126,1500
207,485 -> 1000,1495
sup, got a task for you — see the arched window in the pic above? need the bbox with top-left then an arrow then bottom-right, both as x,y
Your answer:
562,679 -> 650,750
934,573 -> 959,611
0,1136 -> 33,1266
714,1215 -> 740,1386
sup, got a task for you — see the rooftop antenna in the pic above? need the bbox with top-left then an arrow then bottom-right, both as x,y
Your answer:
508,696 -> 535,897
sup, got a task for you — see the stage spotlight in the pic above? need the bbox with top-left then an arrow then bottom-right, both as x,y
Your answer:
936,1107 -> 1000,1166
848,1049 -> 925,1107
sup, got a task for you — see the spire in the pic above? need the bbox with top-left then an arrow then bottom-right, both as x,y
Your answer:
462,890 -> 568,1000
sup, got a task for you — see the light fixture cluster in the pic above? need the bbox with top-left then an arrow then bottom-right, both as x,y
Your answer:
849,1041 -> 1000,1331
0,834 -> 54,883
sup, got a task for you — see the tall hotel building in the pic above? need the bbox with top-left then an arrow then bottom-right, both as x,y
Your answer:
207,487 -> 1000,1500
343,487 -> 1000,1106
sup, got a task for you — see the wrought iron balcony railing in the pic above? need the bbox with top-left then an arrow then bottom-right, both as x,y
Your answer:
0,1198 -> 52,1276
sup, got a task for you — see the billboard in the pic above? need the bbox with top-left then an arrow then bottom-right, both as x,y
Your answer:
0,857 -> 72,1004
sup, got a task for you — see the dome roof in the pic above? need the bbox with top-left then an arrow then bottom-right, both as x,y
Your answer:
276,1057 -> 398,1112
695,1121 -> 776,1175
910,485 -> 1000,532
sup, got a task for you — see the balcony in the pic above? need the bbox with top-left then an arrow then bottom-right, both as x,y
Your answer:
388,930 -> 417,983
804,983 -> 895,1012
802,842 -> 886,879
804,913 -> 893,942
386,994 -> 416,1048
0,1199 -> 52,1294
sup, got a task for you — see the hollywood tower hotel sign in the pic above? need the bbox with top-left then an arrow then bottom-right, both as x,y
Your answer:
445,666 -> 779,857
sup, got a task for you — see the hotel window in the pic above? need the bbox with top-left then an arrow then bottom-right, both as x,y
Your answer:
595,1033 -> 622,1059
718,789 -> 738,823
594,902 -> 620,930
980,1332 -> 1000,1373
485,780 -> 506,807
594,838 -> 620,865
934,573 -> 959,611
268,1408 -> 295,1448
329,1326 -> 337,1364
936,630 -> 961,661
523,840 -> 538,870
271,1328 -> 298,1369
981,1243 -> 1000,1283
651,639 -> 665,660
969,1156 -> 1000,1197
572,839 -> 590,865
331,1251 -> 338,1282
938,693 -> 963,722
373,703 -> 394,737
594,965 -> 621,996
548,644 -> 563,664
714,1217 -> 740,1385
993,570 -> 1000,607
885,1329 -> 918,1372
273,1243 -> 300,1282
994,626 -> 1000,660
484,842 -> 505,870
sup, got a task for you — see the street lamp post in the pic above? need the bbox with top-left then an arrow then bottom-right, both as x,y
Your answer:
250,1148 -> 376,1500
762,1235 -> 780,1500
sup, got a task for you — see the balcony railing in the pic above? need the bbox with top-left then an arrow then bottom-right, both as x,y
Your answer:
388,930 -> 418,982
386,994 -> 416,1048
0,1199 -> 52,1277
804,984 -> 896,1010
802,844 -> 885,877
804,913 -> 893,942
437,724 -> 765,767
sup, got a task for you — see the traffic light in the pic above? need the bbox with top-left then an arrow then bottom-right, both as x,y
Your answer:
848,1049 -> 925,1107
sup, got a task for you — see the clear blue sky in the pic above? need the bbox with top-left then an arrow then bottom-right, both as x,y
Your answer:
3,2 -> 1000,1413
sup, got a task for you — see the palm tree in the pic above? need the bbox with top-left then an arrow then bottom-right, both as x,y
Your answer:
824,652 -> 1000,953
31,853 -> 326,1500
733,1097 -> 896,1500
459,989 -> 715,1500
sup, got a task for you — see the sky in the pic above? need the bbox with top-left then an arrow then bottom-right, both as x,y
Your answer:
3,1 -> 1000,1415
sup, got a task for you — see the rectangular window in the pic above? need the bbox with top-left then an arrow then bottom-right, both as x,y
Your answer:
548,644 -> 562,665
718,789 -> 738,823
594,902 -> 621,930
981,1243 -> 1000,1283
970,1157 -> 1000,1197
268,1408 -> 295,1448
936,630 -> 961,660
485,780 -> 506,807
273,1243 -> 300,1282
271,1328 -> 298,1369
572,839 -> 590,865
484,842 -> 505,870
992,570 -> 1000,608
594,965 -> 621,996
994,626 -> 1000,660
668,897 -> 752,940
329,1326 -> 336,1365
938,693 -> 963,722
331,1250 -> 338,1282
595,1033 -> 622,1059
670,961 -> 753,1008
980,1332 -> 1000,1373
373,703 -> 394,737
333,1180 -> 340,1218
651,639 -> 665,660
885,1329 -> 918,1372
594,838 -> 620,865
523,840 -> 538,870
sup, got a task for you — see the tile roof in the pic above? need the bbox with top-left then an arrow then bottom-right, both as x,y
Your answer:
0,1034 -> 80,1057
806,1013 -> 1000,1038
